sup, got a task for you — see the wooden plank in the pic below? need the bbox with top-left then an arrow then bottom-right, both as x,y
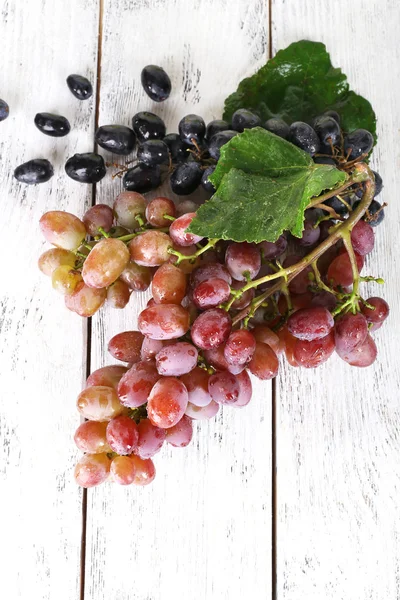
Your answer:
85,1 -> 272,598
271,1 -> 400,598
0,1 -> 99,598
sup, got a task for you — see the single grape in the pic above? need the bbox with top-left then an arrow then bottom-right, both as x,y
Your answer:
293,331 -> 335,368
65,153 -> 106,183
224,329 -> 256,366
193,277 -> 231,309
129,455 -> 156,485
312,115 -> 341,146
352,199 -> 385,227
155,342 -> 198,376
263,118 -> 289,138
74,453 -> 111,488
225,242 -> 261,281
0,98 -> 9,121
327,251 -> 364,288
113,191 -> 146,229
322,196 -> 348,218
191,263 -> 232,287
86,365 -> 127,389
139,304 -> 190,340
132,111 -> 166,142
95,125 -> 136,155
40,211 -> 86,250
283,254 -> 312,295
163,133 -> 190,162
180,367 -> 212,407
106,415 -> 139,455
137,139 -> 170,167
129,230 -> 172,266
145,196 -> 176,227
66,74 -> 93,100
191,308 -> 232,350
323,110 -> 340,123
318,219 -> 335,242
123,164 -> 161,193
230,280 -> 255,310
14,159 -> 54,184
52,265 -> 82,295
38,248 -> 76,276
152,263 -> 187,305
287,307 -> 334,341
334,312 -> 368,354
82,204 -> 113,236
110,455 -> 137,485
65,282 -> 106,316
350,220 -> 375,255
336,333 -> 377,367
311,291 -> 337,311
82,238 -> 130,289
289,122 -> 320,155
235,369 -> 253,407
169,212 -> 203,246
231,109 -> 261,132
299,219 -> 320,246
141,338 -> 166,361
77,385 -> 125,421
361,297 -> 389,325
205,119 -> 230,139
136,419 -> 166,459
170,162 -> 203,195
257,234 -> 287,260
208,130 -> 237,160
120,261 -> 152,291
179,114 -> 206,146
201,165 -> 216,193
106,279 -> 131,308
117,360 -> 159,408
108,331 -> 144,364
141,65 -> 171,102
208,371 -> 239,405
343,129 -> 374,160
278,326 -> 299,367
204,345 -> 230,371
185,400 -> 219,420
147,377 -> 189,428
252,325 -> 284,356
166,415 -> 193,447
34,112 -> 70,137
248,342 -> 279,380
74,421 -> 111,454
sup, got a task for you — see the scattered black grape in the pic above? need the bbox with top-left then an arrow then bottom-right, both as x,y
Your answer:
343,129 -> 374,160
206,120 -> 230,140
313,115 -> 341,146
208,130 -> 237,160
66,74 -> 93,100
289,122 -> 320,155
353,198 -> 385,226
264,118 -> 290,139
163,133 -> 190,163
123,164 -> 161,193
137,139 -> 170,167
95,125 -> 136,155
170,162 -> 202,195
14,159 -> 54,184
231,109 -> 261,132
179,114 -> 206,146
132,112 -> 166,142
0,99 -> 9,121
141,65 -> 171,102
34,112 -> 70,137
201,165 -> 216,193
65,153 -> 106,183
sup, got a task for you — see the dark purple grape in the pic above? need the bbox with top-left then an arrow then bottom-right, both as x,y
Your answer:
123,164 -> 161,193
289,122 -> 320,155
208,130 -> 237,160
201,166 -> 216,193
163,133 -> 190,162
132,112 -> 166,142
141,65 -> 171,102
264,118 -> 289,139
137,140 -> 169,167
324,110 -> 340,124
299,219 -> 320,246
0,99 -> 9,121
65,153 -> 106,183
66,74 -> 93,100
179,114 -> 206,146
206,119 -> 230,140
231,109 -> 261,132
34,113 -> 70,137
14,159 -> 54,184
95,125 -> 136,155
323,196 -> 348,217
355,170 -> 383,199
257,234 -> 287,260
313,156 -> 336,165
170,162 -> 202,195
312,116 -> 341,145
343,129 -> 374,160
352,198 -> 385,227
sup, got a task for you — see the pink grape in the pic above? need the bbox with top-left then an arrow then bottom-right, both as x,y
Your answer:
287,307 -> 334,341
106,279 -> 131,308
248,342 -> 279,380
152,263 -> 187,304
278,326 -> 299,367
136,419 -> 166,459
224,329 -> 256,366
311,291 -> 337,311
145,196 -> 176,227
252,325 -> 284,356
208,371 -> 240,405
327,251 -> 364,288
169,212 -> 204,247
110,455 -> 137,485
83,204 -> 114,236
108,331 -> 144,364
204,345 -> 243,374
117,361 -> 159,408
225,242 -> 261,281
180,367 -> 212,407
361,297 -> 389,325
106,415 -> 139,455
155,342 -> 198,376
40,211 -> 87,250
65,282 -> 106,316
141,338 -> 166,361
138,304 -> 190,340
336,333 -> 377,367
82,238 -> 130,288
350,220 -> 375,255
120,261 -> 152,291
74,421 -> 111,454
235,369 -> 253,407
86,365 -> 127,389
257,234 -> 287,260
191,262 -> 232,287
283,255 -> 312,295
147,377 -> 189,428
334,312 -> 368,354
74,453 -> 111,488
129,231 -> 172,266
52,265 -> 83,295
129,455 -> 156,485
193,278 -> 231,309
293,332 -> 335,368
77,385 -> 125,421
191,308 -> 232,350
113,191 -> 146,229
166,415 -> 193,447
185,400 -> 219,420
38,248 -> 76,276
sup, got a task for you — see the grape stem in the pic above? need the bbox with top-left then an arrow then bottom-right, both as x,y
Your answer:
232,162 -> 375,326
167,238 -> 219,265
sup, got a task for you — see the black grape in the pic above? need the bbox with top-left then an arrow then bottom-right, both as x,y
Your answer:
289,122 -> 320,155
34,113 -> 70,137
264,118 -> 290,139
132,112 -> 166,142
0,99 -> 10,121
324,110 -> 340,124
201,166 -> 216,193
352,198 -> 385,227
141,65 -> 171,102
65,153 -> 106,183
355,170 -> 383,198
163,133 -> 190,163
322,196 -> 348,217
231,109 -> 261,132
14,159 -> 54,184
137,140 -> 170,167
66,74 -> 93,100
343,129 -> 374,159
95,125 -> 136,155
179,114 -> 206,146
170,162 -> 202,195
206,120 -> 230,140
208,130 -> 237,160
314,156 -> 336,165
313,116 -> 341,146
123,164 -> 161,193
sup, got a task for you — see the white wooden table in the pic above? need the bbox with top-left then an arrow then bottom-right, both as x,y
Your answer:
1,1 -> 400,598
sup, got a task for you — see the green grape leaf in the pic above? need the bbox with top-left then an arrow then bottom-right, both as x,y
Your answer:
188,128 -> 347,243
223,40 -> 376,142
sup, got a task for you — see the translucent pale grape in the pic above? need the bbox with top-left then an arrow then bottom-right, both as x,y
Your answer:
40,211 -> 87,250
82,238 -> 130,288
65,282 -> 106,316
77,385 -> 125,421
38,248 -> 76,276
74,453 -> 111,488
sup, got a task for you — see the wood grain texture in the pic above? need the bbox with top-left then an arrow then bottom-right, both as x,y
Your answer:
0,1 -> 99,598
271,1 -> 400,598
85,1 -> 272,599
